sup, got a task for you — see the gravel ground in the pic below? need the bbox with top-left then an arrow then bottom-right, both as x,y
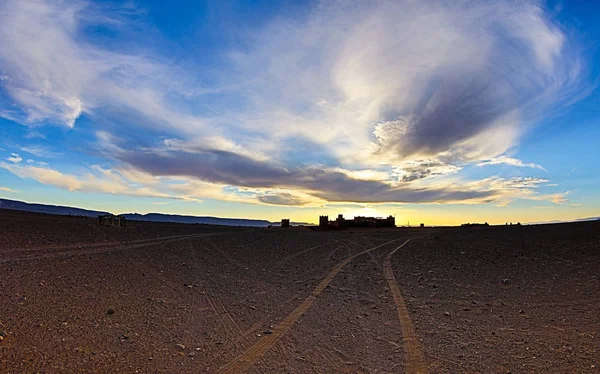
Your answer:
393,222 -> 600,373
1,210 -> 598,373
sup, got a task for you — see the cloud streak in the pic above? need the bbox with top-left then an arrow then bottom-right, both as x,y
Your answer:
476,156 -> 547,171
7,153 -> 22,163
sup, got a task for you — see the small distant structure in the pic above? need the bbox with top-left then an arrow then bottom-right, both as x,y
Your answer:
281,219 -> 290,228
98,214 -> 126,227
461,222 -> 489,227
320,214 -> 395,229
420,223 -> 425,228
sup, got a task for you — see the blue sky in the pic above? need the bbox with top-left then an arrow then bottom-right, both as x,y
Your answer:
1,0 -> 599,224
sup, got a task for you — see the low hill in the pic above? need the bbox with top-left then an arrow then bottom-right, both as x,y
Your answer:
0,198 -> 272,227
0,198 -> 108,217
122,213 -> 271,227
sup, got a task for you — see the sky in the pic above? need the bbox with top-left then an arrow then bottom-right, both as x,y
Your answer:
1,0 -> 599,225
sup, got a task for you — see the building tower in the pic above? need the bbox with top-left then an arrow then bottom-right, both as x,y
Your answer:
319,215 -> 329,228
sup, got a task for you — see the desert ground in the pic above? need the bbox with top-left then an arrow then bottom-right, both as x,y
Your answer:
0,209 -> 598,373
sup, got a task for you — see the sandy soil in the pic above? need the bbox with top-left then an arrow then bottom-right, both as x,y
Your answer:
0,209 -> 598,373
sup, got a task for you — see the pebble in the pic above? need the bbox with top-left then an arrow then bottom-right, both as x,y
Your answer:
175,344 -> 186,351
263,330 -> 273,335
444,312 -> 451,317
107,308 -> 115,315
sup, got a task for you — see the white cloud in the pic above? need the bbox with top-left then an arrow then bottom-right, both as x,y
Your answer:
224,0 -> 585,168
19,145 -> 59,158
393,160 -> 462,182
24,130 -> 46,139
476,155 -> 547,171
0,0 -> 588,207
0,0 -> 210,132
7,153 -> 22,163
0,186 -> 17,193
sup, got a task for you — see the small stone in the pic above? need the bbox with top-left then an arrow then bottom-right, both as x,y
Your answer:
256,333 -> 261,337
175,343 -> 186,351
0,331 -> 6,338
444,312 -> 451,317
188,351 -> 196,357
107,308 -> 115,315
519,309 -> 525,314
0,336 -> 4,342
501,279 -> 509,284
263,330 -> 273,335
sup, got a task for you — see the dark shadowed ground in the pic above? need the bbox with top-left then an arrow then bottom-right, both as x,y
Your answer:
0,209 -> 598,373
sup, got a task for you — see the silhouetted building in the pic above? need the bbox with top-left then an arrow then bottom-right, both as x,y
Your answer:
319,215 -> 329,228
321,214 -> 395,229
461,222 -> 489,227
281,219 -> 290,228
420,223 -> 425,228
98,214 -> 126,227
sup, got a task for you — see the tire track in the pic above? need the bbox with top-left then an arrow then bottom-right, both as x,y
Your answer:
1,231 -> 246,263
273,241 -> 334,269
218,236 -> 411,374
383,238 -> 428,374
5,232 -> 205,254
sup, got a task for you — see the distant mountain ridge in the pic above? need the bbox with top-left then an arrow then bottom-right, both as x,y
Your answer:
528,216 -> 600,225
122,213 -> 271,227
0,198 -> 109,217
0,198 -> 272,227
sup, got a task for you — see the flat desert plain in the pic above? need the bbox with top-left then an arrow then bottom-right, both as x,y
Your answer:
0,209 -> 598,373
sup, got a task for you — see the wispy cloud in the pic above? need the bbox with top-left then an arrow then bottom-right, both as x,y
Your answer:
0,186 -> 17,193
0,0 -> 209,132
7,153 -> 22,163
476,155 -> 547,171
19,145 -> 59,158
0,0 -> 588,207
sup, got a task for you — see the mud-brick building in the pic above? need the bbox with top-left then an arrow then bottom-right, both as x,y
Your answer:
98,214 -> 126,227
320,214 -> 396,229
319,215 -> 329,228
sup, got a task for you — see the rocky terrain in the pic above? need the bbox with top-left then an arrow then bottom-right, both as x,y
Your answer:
0,209 -> 598,373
